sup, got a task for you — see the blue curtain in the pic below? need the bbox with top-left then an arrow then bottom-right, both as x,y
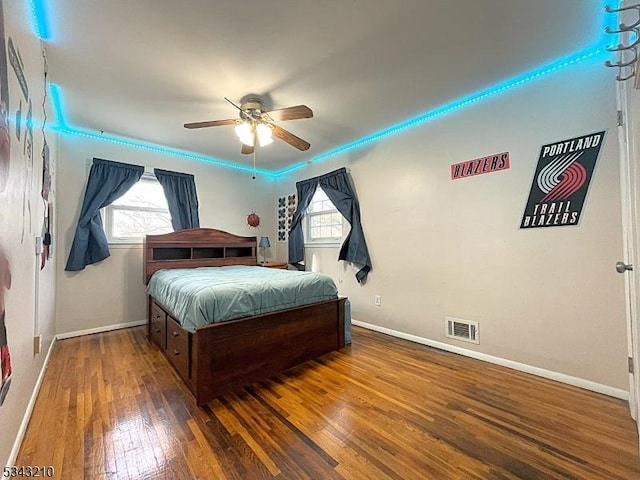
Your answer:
320,168 -> 372,283
154,168 -> 200,230
65,158 -> 144,271
288,167 -> 372,284
288,180 -> 318,270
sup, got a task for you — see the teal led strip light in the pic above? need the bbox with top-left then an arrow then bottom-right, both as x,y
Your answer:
30,0 -> 51,40
48,84 -> 66,128
52,46 -> 604,179
52,125 -> 278,178
49,83 -> 275,177
274,46 -> 608,177
39,1 -> 612,178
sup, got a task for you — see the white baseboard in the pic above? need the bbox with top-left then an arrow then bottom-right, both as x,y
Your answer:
352,319 -> 629,401
5,334 -> 58,472
56,319 -> 147,340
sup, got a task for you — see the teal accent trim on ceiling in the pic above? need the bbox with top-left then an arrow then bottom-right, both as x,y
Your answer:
273,46 -> 609,177
52,124 -> 279,178
41,2 -> 614,178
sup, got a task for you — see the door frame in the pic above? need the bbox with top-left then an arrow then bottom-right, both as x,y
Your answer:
616,71 -> 640,437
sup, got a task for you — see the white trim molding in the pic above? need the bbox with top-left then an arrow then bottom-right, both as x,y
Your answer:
352,319 -> 629,401
6,335 -> 58,472
56,319 -> 147,340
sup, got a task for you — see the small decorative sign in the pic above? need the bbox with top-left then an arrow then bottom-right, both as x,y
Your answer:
451,152 -> 510,180
520,131 -> 605,229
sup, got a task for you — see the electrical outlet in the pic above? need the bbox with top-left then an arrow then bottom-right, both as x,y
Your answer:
374,295 -> 382,306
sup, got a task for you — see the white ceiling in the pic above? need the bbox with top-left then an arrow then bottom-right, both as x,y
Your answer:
44,1 -> 604,173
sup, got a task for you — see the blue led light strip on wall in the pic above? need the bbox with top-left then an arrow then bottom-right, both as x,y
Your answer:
30,0 -> 51,40
48,84 -> 66,128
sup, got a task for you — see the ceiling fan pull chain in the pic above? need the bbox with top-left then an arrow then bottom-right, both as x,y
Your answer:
252,149 -> 256,180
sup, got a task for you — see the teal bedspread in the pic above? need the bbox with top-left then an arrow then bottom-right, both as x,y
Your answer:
146,266 -> 339,333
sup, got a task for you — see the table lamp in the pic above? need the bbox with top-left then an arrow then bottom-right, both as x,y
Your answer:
259,236 -> 270,264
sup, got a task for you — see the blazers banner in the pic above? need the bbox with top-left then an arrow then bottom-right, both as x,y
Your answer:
520,131 -> 605,229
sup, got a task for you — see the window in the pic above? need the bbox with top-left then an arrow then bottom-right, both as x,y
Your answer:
304,187 -> 346,244
103,174 -> 172,243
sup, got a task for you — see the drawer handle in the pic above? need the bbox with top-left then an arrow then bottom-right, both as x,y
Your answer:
154,328 -> 161,333
173,350 -> 180,356
173,331 -> 180,337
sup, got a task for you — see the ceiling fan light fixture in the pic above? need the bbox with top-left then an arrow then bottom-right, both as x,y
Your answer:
234,121 -> 273,147
186,96 -> 311,153
234,122 -> 254,146
256,123 -> 273,147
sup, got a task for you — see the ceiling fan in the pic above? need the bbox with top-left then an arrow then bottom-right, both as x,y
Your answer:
184,97 -> 313,155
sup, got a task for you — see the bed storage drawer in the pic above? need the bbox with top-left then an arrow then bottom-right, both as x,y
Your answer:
150,302 -> 167,349
166,317 -> 190,382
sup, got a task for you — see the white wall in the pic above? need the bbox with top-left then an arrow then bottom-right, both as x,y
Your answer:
55,136 -> 276,334
276,56 -> 629,390
0,1 -> 57,468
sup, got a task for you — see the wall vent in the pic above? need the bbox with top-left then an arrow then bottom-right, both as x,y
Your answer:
445,317 -> 479,344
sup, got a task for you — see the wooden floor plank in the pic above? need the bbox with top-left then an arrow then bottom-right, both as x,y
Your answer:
15,325 -> 640,479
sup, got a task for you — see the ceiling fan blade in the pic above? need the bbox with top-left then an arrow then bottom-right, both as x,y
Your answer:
184,119 -> 237,129
272,125 -> 311,151
224,97 -> 243,112
266,105 -> 313,122
241,143 -> 254,155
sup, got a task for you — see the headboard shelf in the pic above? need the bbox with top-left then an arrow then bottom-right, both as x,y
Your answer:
153,247 -> 191,261
225,246 -> 254,258
192,247 -> 224,259
144,228 -> 257,283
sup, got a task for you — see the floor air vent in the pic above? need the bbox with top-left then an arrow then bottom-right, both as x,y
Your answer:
445,317 -> 479,344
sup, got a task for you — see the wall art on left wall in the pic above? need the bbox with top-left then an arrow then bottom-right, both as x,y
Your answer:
0,0 -> 13,407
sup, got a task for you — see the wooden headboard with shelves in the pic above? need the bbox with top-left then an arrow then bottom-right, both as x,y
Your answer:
144,228 -> 257,283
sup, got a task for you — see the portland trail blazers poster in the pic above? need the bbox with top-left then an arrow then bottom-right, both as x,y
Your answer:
520,131 -> 605,229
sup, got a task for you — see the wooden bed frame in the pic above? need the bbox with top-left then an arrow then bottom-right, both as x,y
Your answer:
144,228 -> 346,405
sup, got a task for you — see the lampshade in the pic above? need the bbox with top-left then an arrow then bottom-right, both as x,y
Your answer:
259,236 -> 270,248
234,122 -> 254,146
234,122 -> 273,147
256,123 -> 273,146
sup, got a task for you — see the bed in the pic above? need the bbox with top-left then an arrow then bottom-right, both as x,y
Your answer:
144,228 -> 347,405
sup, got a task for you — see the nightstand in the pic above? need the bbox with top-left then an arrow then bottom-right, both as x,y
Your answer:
259,262 -> 289,270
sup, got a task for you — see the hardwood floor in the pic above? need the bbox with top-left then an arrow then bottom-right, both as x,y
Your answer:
16,326 -> 640,479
